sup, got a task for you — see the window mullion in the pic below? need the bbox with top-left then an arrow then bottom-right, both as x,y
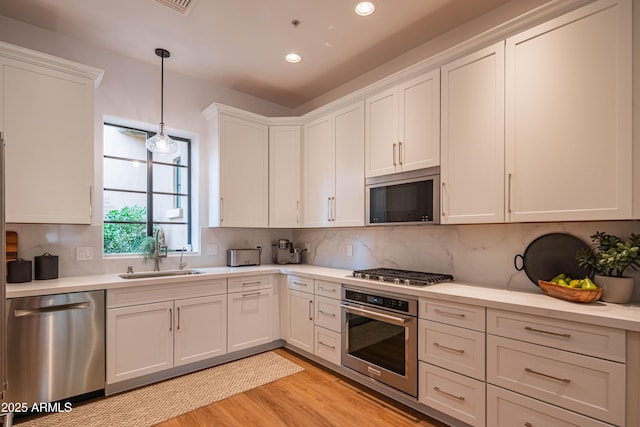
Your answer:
147,147 -> 154,237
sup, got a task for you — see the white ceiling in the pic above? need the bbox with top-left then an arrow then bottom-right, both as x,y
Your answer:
0,0 -> 514,108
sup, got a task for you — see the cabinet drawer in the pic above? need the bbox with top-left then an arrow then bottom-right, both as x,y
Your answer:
288,275 -> 314,293
418,319 -> 485,381
315,280 -> 341,299
315,295 -> 340,333
228,275 -> 273,293
487,335 -> 625,426
107,279 -> 227,308
487,308 -> 625,362
315,326 -> 341,366
487,385 -> 613,427
418,362 -> 485,427
420,298 -> 485,332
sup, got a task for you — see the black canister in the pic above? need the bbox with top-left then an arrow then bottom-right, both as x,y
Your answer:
7,259 -> 32,283
34,253 -> 59,280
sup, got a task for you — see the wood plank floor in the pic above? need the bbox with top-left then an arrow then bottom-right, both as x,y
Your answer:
156,349 -> 449,427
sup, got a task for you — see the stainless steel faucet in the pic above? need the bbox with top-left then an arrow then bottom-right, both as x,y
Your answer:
179,247 -> 187,270
153,227 -> 168,271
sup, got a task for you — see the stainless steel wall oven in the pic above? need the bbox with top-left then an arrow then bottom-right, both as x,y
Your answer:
341,287 -> 418,397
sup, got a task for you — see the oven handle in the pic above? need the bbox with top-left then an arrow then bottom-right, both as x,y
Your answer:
340,303 -> 410,326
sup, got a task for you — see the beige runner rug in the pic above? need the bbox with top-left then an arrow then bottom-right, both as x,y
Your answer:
16,351 -> 304,427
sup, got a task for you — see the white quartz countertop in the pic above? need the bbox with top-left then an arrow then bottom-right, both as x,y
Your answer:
8,264 -> 640,332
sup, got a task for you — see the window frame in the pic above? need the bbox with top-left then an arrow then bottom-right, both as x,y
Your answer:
103,122 -> 192,254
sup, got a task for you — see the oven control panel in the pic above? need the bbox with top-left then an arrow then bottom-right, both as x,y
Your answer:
344,289 -> 410,313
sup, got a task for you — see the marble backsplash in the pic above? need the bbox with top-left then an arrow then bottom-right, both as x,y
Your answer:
292,220 -> 640,300
6,220 -> 640,302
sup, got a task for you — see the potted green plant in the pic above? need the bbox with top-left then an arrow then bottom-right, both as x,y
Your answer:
576,231 -> 640,303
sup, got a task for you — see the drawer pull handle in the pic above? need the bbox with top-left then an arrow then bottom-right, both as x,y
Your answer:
319,286 -> 336,292
319,310 -> 336,317
242,281 -> 260,286
292,281 -> 308,287
433,342 -> 465,354
434,309 -> 466,318
242,292 -> 262,298
433,386 -> 465,401
318,341 -> 336,350
524,326 -> 571,338
524,367 -> 571,383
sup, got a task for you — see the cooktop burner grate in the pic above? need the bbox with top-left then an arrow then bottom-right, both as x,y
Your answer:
352,268 -> 453,286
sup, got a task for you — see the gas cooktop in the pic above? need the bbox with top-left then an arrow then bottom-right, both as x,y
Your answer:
351,268 -> 454,287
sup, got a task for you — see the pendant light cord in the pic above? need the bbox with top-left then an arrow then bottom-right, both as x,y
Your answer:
160,52 -> 164,126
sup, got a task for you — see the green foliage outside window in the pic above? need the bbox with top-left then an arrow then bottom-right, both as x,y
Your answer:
103,205 -> 148,254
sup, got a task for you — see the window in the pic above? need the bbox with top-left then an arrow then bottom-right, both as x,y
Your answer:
103,123 -> 192,255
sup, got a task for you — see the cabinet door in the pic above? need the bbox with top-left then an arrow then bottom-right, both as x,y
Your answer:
441,42 -> 505,224
365,87 -> 398,177
106,301 -> 174,384
333,101 -> 364,227
227,288 -> 273,353
399,70 -> 440,171
2,58 -> 95,224
285,289 -> 314,352
269,126 -> 301,228
174,295 -> 227,367
219,114 -> 269,227
505,0 -> 631,222
303,116 -> 334,227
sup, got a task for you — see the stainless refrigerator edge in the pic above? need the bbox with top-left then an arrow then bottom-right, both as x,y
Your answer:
1,132 -> 10,425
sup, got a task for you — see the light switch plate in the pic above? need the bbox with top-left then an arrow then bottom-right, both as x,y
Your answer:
347,244 -> 353,257
76,246 -> 93,261
206,244 -> 218,256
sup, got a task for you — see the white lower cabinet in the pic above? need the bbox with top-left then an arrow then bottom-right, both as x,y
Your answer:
174,295 -> 227,366
487,385 -> 613,427
227,275 -> 274,353
106,279 -> 227,385
284,276 -> 342,365
107,301 -> 174,383
487,308 -> 626,427
418,298 -> 486,427
419,362 -> 486,427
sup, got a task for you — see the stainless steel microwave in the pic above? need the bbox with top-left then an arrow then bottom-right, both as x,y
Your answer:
366,166 -> 440,225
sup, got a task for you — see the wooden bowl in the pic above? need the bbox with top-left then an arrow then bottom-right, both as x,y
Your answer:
538,280 -> 603,303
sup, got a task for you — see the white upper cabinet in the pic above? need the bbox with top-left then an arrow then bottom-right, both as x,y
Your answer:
441,42 -> 505,224
203,104 -> 269,227
269,125 -> 301,228
303,101 -> 364,227
365,70 -> 440,178
0,42 -> 103,224
505,0 -> 631,222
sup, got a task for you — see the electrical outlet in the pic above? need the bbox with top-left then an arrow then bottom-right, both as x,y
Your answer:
347,244 -> 353,257
206,244 -> 218,256
305,243 -> 311,252
76,246 -> 93,261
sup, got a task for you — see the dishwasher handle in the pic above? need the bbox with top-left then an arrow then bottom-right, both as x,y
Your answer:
14,301 -> 91,317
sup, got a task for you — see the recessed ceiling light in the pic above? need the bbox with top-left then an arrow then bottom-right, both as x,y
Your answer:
355,1 -> 375,16
285,53 -> 301,63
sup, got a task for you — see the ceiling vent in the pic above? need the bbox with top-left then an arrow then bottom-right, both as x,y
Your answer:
154,0 -> 199,15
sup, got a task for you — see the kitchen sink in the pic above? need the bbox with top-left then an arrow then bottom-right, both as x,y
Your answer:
118,269 -> 203,279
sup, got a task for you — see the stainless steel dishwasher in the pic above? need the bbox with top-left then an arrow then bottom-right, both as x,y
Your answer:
6,291 -> 105,405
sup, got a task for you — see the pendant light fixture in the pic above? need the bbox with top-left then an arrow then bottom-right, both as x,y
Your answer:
146,48 -> 178,155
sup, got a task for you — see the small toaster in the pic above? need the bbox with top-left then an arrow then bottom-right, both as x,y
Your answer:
227,248 -> 261,267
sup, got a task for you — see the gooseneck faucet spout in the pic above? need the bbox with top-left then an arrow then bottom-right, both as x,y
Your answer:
153,227 -> 168,271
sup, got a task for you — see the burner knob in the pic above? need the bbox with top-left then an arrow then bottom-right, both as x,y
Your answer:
393,278 -> 401,285
403,279 -> 411,286
364,274 -> 371,280
378,276 -> 385,282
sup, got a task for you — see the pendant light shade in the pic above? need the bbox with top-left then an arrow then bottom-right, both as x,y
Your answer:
146,48 -> 178,155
